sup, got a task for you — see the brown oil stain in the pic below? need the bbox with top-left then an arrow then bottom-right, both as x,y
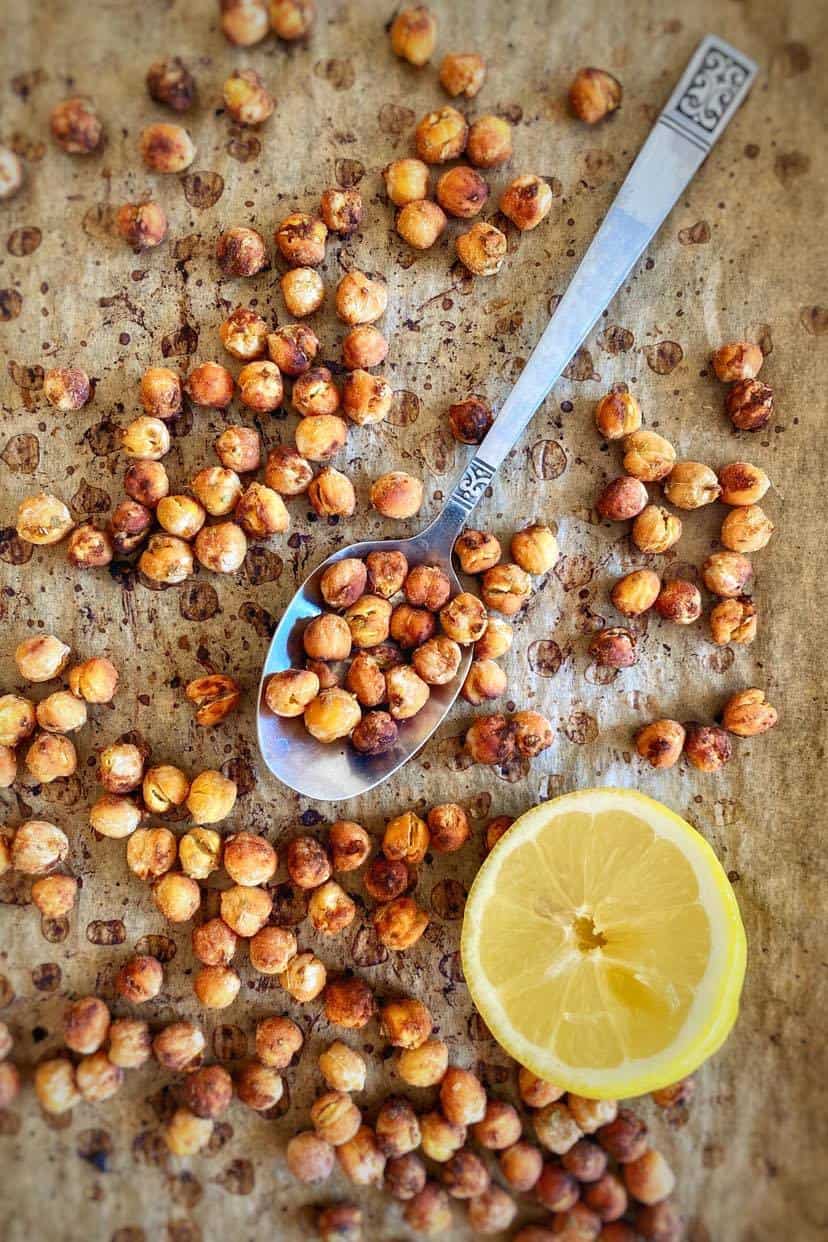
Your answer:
530,439 -> 567,480
678,221 -> 710,244
1,434 -> 39,474
644,340 -> 683,374
598,324 -> 634,354
7,227 -> 42,256
181,170 -> 224,209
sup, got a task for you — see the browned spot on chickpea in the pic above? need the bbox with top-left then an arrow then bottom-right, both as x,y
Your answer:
139,122 -> 195,172
683,722 -> 732,772
264,444 -> 314,495
147,56 -> 196,111
373,896 -> 428,950
51,97 -> 103,154
324,974 -> 374,1025
216,226 -> 268,277
499,174 -> 553,230
267,323 -> 319,374
320,187 -> 363,235
456,220 -> 507,275
366,549 -> 408,597
223,68 -> 274,126
569,67 -> 622,123
439,52 -> 486,98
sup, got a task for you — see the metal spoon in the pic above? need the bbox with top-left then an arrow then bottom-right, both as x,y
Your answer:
257,35 -> 757,800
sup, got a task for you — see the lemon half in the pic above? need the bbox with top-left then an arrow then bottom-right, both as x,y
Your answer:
461,788 -> 746,1098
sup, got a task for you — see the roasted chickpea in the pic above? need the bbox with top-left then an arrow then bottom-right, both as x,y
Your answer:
311,1091 -> 363,1147
373,896 -> 429,950
568,1096 -> 619,1135
447,396 -> 494,444
465,713 -> 515,765
622,428 -> 676,482
63,996 -> 110,1055
720,504 -> 774,553
185,672 -> 239,731
389,604 -> 435,650
336,270 -> 388,325
500,174 -> 554,230
146,55 -> 196,110
185,362 -> 234,409
0,147 -> 23,199
123,461 -> 169,510
338,1125 -> 387,1187
153,1020 -> 205,1072
127,827 -> 177,879
153,871 -> 201,922
275,212 -> 327,267
325,821 -> 369,874
309,880 -> 357,936
317,560 -> 366,613
562,1137 -> 608,1184
223,68 -> 274,126
192,917 -> 238,967
194,522 -> 248,573
281,266 -> 325,316
11,820 -> 69,875
421,1112 -> 466,1163
440,1067 -> 486,1126
722,687 -> 778,737
710,596 -> 757,645
34,1057 -> 80,1114
97,741 -> 143,794
442,1148 -> 490,1198
108,1019 -> 152,1069
24,732 -> 76,783
439,50 -> 486,96
66,523 -> 113,569
264,327 -> 315,380
0,694 -> 36,747
683,722 -> 732,772
712,340 -> 763,383
654,580 -> 702,625
385,666 -> 430,720
270,0 -> 315,39
456,221 -> 507,275
286,835 -> 332,888
236,361 -> 284,413
303,614 -> 351,663
220,884 -> 273,937
317,1204 -> 362,1242
187,769 -> 237,824
390,5 -> 437,65
481,562 -> 532,615
462,659 -> 507,705
35,690 -> 87,734
153,496 -> 204,541
416,106 -> 469,163
397,1037 -> 449,1087
138,367 -> 181,420
535,1168 -> 582,1215
342,369 -> 393,425
319,1041 -> 367,1093
72,1056 -> 121,1103
324,974 -> 374,1027
341,325 -> 388,371
635,719 -> 685,769
216,226 -> 268,278
726,378 -> 774,431
66,657 -> 117,704
179,827 -> 222,880
237,482 -> 291,538
139,122 -> 195,172
142,764 -> 189,815
384,157 -> 430,206
51,97 -> 103,153
468,116 -> 512,168
182,1065 -> 233,1120
252,1015 -> 302,1070
222,831 -> 277,887
364,856 -> 408,902
351,711 -> 399,755
570,67 -> 622,123
375,1097 -> 421,1159
30,873 -> 77,918
453,531 -> 499,577
702,550 -> 752,597
595,390 -> 641,439
632,505 -> 682,554
164,1107 -> 212,1155
533,1100 -> 583,1155
295,414 -> 348,463
439,592 -> 487,642
408,635 -> 460,686
396,199 -> 447,250
717,460 -> 770,506
597,476 -> 648,522
286,1131 -> 335,1183
511,523 -> 559,575
115,954 -> 163,1004
402,566 -> 451,614
589,626 -> 637,669
363,551 -> 406,599
344,653 -> 385,707
249,926 -> 297,976
474,1103 -> 523,1153
320,187 -> 363,235
499,1141 -> 543,1193
517,1067 -> 563,1108
16,493 -> 74,546
623,1149 -> 675,1206
345,596 -> 393,649
0,748 -> 14,788
404,1182 -> 453,1232
89,794 -> 141,840
121,415 -> 171,462
371,471 -> 424,519
292,366 -> 340,417
382,810 -> 429,866
265,668 -> 320,718
611,569 -> 660,616
663,461 -> 721,510
43,365 -> 91,411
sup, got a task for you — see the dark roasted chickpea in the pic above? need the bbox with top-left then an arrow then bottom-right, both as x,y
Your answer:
499,1141 -> 543,1192
664,461 -> 720,510
194,522 -> 248,574
364,855 -> 408,903
220,884 -> 273,938
43,366 -> 91,411
309,880 -> 357,936
651,1077 -> 696,1110
293,366 -> 340,416
51,97 -> 103,153
371,471 -> 424,519
485,814 -> 513,851
410,635 -> 461,686
286,1130 -> 335,1183
127,826 -> 177,878
416,106 -> 469,163
634,1201 -> 683,1241
514,709 -> 554,757
275,212 -> 327,267
0,147 -> 23,199
311,1090 -> 363,1147
396,199 -> 447,249
89,794 -> 141,841
632,505 -> 682,554
124,460 -> 170,508
317,1203 -> 362,1242
182,1065 -> 233,1120
281,266 -> 325,316
462,659 -> 506,705
710,595 -> 757,645
683,722 -> 732,772
366,549 -> 408,598
654,580 -> 702,624
447,396 -> 494,445
372,1098 -> 421,1160
328,820 -> 370,873
595,390 -> 641,439
351,709 -> 398,756
589,626 -> 637,669
386,1152 -> 427,1200
17,493 -> 74,546
64,996 -> 110,1055
147,56 -> 196,111
518,1067 -> 564,1108
439,51 -> 486,97
467,115 -> 512,168
139,122 -> 195,172
192,917 -> 238,967
345,653 -> 386,707
511,523 -> 558,574
185,361 -> 234,408
726,378 -> 774,431
235,1060 -> 283,1109
156,495 -> 205,540
384,157 -> 430,206
584,1173 -> 628,1223
465,713 -> 515,765
115,954 -> 163,1004
385,666 -> 430,720
270,0 -> 315,39
441,1067 -> 486,1125
191,467 -> 243,514
440,592 -> 487,643
336,270 -> 388,325
25,732 -> 77,783
254,1015 -> 303,1069
108,1018 -> 152,1069
481,562 -> 532,615
294,410 -> 348,461
500,173 -> 554,230
456,220 -> 507,275
342,369 -> 392,425
635,719 -> 685,769
720,504 -> 774,553
264,444 -> 314,495
318,560 -> 366,611
153,1020 -> 205,1072
472,1098 -> 522,1150
320,187 -> 363,235
622,429 -> 676,482
236,482 -> 290,537
401,564 -> 450,612
34,1057 -> 80,1115
597,476 -> 648,521
442,1148 -> 490,1198
31,873 -> 78,918
140,366 -> 182,419
373,896 -> 429,950
223,68 -> 274,125
404,1182 -> 453,1232
66,523 -> 113,569
324,974 -> 374,1027
721,687 -> 778,737
179,827 -> 222,880
436,165 -> 490,219
216,226 -> 268,278
12,820 -> 70,874
267,324 -> 318,376
390,5 -> 437,65
308,467 -> 356,518
712,340 -> 763,383
570,67 -> 622,123
285,835 -> 331,889
562,1137 -> 608,1183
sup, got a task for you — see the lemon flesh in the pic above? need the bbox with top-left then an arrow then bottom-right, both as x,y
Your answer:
461,788 -> 746,1098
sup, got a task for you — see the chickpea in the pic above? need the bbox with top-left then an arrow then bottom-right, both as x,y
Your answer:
324,974 -> 374,1027
270,0 -> 315,39
472,1099 -> 522,1149
153,1020 -> 206,1072
66,523 -> 114,569
381,810 -> 428,865
10,820 -> 67,876
347,595 -> 394,649
710,596 -> 757,645
194,522 -> 248,574
122,462 -> 168,512
468,115 -> 512,168
186,770 -> 237,825
683,722 -> 732,772
409,635 -> 460,686
651,1077 -> 696,1110
570,67 -> 622,123
66,658 -> 116,705
64,996 -> 110,1055
108,1019 -> 152,1069
456,220 -> 507,275
351,707 -> 400,756
179,827 -> 222,880
216,226 -> 268,279
501,175 -> 555,232
597,476 -> 648,522
390,603 -> 436,649
702,550 -> 753,598
595,390 -> 641,440
423,804 -> 468,856
343,654 -> 383,707
635,1202 -> 683,1241
370,471 -> 424,519
386,1152 -> 428,1200
623,1148 -> 675,1205
439,51 -> 486,97
0,695 -> 35,747
286,835 -> 331,888
34,1057 -> 80,1114
51,97 -> 103,153
309,881 -> 357,936
499,1141 -> 544,1192
311,1090 -> 363,1147
720,504 -> 774,553
195,963 -> 241,1009
726,378 -> 774,431
384,157 -> 430,206
294,414 -> 347,463
534,1100 -> 583,1154
97,742 -> 143,794
26,732 -> 77,783
447,396 -> 494,445
465,713 -> 515,765
342,324 -> 388,370
140,366 -> 182,419
441,1066 -> 486,1125
286,1131 -> 335,1183
717,460 -> 770,506
589,626 -> 637,669
275,212 -> 327,267
462,659 -> 507,705
319,1041 -> 367,1093
663,461 -> 721,510
121,415 -> 170,462
318,559 -> 366,612
90,795 -> 141,840
384,665 -> 429,720
583,1172 -> 628,1222
43,365 -> 91,411
711,340 -> 763,383
220,884 -> 273,937
182,1065 -> 233,1120
373,896 -> 428,950
416,106 -> 469,163
722,687 -> 778,737
320,187 -> 363,235
396,199 -> 447,249
654,580 -> 702,625
454,530 -> 500,575
390,5 -> 437,65
115,954 -> 163,1004
511,523 -> 558,575
263,445 -> 313,497
303,614 -> 351,663
236,362 -> 283,414
562,1137 -> 608,1183
35,690 -> 87,734
142,764 -> 189,815
0,147 -> 23,199
327,820 -> 370,873
139,122 -> 195,172
635,720 -> 685,769
336,270 -> 388,325
342,369 -> 393,426
16,493 -> 74,546
264,668 -> 319,718
146,55 -> 196,110
237,482 -> 291,538
481,562 -> 532,615
128,827 -> 177,879
365,549 -> 407,598
221,831 -> 276,887
404,1183 -> 453,1233
339,1125 -> 387,1187
164,1107 -> 213,1155
518,1066 -> 564,1107
440,592 -> 488,642
304,686 -> 362,742
31,873 -> 78,918
153,871 -> 201,922
292,367 -> 340,417
185,362 -> 235,409
611,569 -> 660,617
622,428 -> 676,482
364,856 -> 408,901
213,314 -> 261,368
223,68 -> 274,126
152,496 -> 203,542
192,917 -> 238,966
421,1112 -> 467,1163
632,505 -> 682,554
442,1148 -> 490,1198
595,1108 -> 648,1165
248,926 -> 296,976
280,266 -> 325,316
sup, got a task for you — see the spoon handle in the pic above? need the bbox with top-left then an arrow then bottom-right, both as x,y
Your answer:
430,34 -> 757,544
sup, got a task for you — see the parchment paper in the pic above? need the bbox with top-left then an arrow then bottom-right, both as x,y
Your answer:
0,1 -> 826,1239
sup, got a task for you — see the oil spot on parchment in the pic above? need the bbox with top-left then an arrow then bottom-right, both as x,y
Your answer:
645,340 -> 683,374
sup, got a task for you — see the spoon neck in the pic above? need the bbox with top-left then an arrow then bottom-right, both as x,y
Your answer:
426,454 -> 498,547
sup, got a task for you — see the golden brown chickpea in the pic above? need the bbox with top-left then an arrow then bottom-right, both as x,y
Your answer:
275,212 -> 327,267
631,505 -> 682,554
371,471 -> 424,519
385,666 -> 430,720
341,325 -> 388,372
416,106 -> 469,163
654,580 -> 702,625
223,68 -> 274,125
717,461 -> 770,506
319,1041 -> 367,1093
293,366 -> 341,417
265,668 -> 320,718
286,1130 -> 335,1183
266,325 -> 317,377
220,884 -> 273,937
326,821 -> 369,873
264,444 -> 314,496
610,569 -> 659,617
397,1037 -> 449,1087
0,694 -> 36,747
342,369 -> 393,426
280,266 -> 325,316
194,964 -> 241,1009
51,97 -> 103,153
63,996 -> 110,1055
304,613 -> 352,662
142,764 -> 189,815
537,1174 -> 586,1219
34,1057 -> 80,1114
345,653 -> 386,707
127,827 -> 177,879
425,803 -> 468,854
702,551 -> 753,597
124,461 -> 170,509
336,270 -> 388,325
511,523 -> 559,575
438,168 -> 490,223
66,658 -> 116,705
420,1112 -> 466,1163
153,1020 -> 206,1072
108,1018 -> 152,1069
187,769 -> 237,825
319,558 -> 366,610
597,476 -> 648,522
25,732 -> 77,783
311,1091 -> 362,1147
373,896 -> 429,950
286,835 -> 332,888
140,122 -> 195,172
481,562 -> 532,615
153,871 -> 201,922
440,1067 -> 485,1126
720,504 -> 774,553
270,0 -> 315,38
214,426 -> 260,475
440,592 -> 488,643
43,365 -> 91,411
192,917 -> 238,967
185,362 -> 235,409
376,1097 -> 421,1159
146,55 -> 196,111
396,199 -> 447,249
566,1096 -> 618,1135
237,482 -> 291,538
405,1182 -> 453,1232
115,954 -> 163,1004
683,722 -> 732,772
164,1107 -> 213,1155
533,1100 -> 583,1155
80,1055 -> 124,1102
454,529 -> 501,575
89,794 -> 141,840
402,565 -> 451,613
380,998 -> 433,1049
189,673 -> 242,727
216,226 -> 268,278
16,493 -> 74,546
381,811 -> 428,865
66,523 -> 114,569
0,747 -> 15,789
30,873 -> 78,918
309,880 -> 357,936
194,522 -> 248,573
366,549 -> 408,598
390,5 -> 437,64
441,1149 -> 490,1199
154,496 -> 204,541
384,157 -> 430,207
468,115 -> 512,168
461,659 -> 506,705
112,501 -> 153,555
465,713 -> 515,765
663,461 -> 721,510
121,415 -> 171,462
499,174 -> 554,230
98,741 -> 144,794
622,428 -> 675,482
181,1065 -> 233,1120
570,67 -> 622,123
456,220 -> 507,275
140,366 -> 182,419
593,391 -> 640,441
317,1203 -> 362,1242
710,596 -> 757,645
364,857 -> 407,905
337,1125 -> 386,1187
305,686 -> 362,742
722,687 -> 778,737
249,925 -> 297,975
324,975 -> 375,1027
295,414 -> 348,463
517,1067 -> 564,1108
10,820 -> 68,877
237,361 -> 284,412
623,1149 -> 675,1206
35,690 -> 87,734
439,51 -> 486,97
711,340 -> 763,383
0,147 -> 23,199
726,378 -> 774,431
237,1060 -> 285,1109
446,397 -> 494,446
345,595 -> 393,648
320,187 -> 363,235
223,831 -> 277,887
499,1141 -> 543,1193
390,605 -> 434,650
474,619 -> 513,664
407,635 -> 459,686
351,711 -> 399,755
179,827 -> 222,880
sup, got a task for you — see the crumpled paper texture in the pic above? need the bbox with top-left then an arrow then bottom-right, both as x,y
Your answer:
0,1 -> 826,1239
